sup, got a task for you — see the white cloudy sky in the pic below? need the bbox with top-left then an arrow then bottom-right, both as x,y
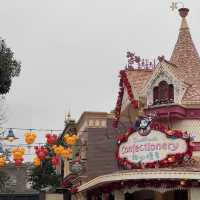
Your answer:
0,0 -> 200,148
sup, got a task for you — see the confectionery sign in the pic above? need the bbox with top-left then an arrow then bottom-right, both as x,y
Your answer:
116,122 -> 192,169
119,130 -> 187,164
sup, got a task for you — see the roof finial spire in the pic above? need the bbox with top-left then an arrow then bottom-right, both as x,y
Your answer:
64,110 -> 72,126
170,1 -> 184,11
170,1 -> 189,18
178,7 -> 189,18
67,111 -> 71,121
170,2 -> 189,29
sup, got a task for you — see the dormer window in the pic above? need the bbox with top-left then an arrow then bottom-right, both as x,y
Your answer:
153,81 -> 174,105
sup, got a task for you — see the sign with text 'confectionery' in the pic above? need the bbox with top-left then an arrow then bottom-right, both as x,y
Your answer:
116,123 -> 192,169
119,130 -> 187,164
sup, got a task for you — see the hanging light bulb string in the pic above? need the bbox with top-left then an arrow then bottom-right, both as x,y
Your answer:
4,143 -> 84,147
0,127 -> 63,132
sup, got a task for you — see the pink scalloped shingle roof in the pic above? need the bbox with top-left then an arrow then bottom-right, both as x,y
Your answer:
127,69 -> 153,97
170,13 -> 200,104
127,10 -> 200,105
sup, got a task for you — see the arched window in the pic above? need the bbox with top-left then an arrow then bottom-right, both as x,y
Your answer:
153,81 -> 174,105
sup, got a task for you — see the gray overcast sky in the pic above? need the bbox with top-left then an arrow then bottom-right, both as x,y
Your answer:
0,0 -> 200,141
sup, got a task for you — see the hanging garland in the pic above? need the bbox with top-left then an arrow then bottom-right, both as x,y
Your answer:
30,132 -> 79,191
0,127 -> 79,168
112,70 -> 138,128
33,134 -> 77,168
112,71 -> 124,128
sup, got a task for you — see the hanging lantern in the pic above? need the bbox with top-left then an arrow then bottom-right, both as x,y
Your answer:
37,151 -> 46,160
180,180 -> 187,186
46,134 -> 57,145
14,158 -> 23,166
33,157 -> 41,167
51,156 -> 59,167
24,132 -> 37,145
61,147 -> 72,159
52,145 -> 64,156
35,146 -> 48,160
64,134 -> 78,145
5,129 -> 18,142
0,156 -> 6,167
12,147 -> 25,166
12,151 -> 23,160
12,147 -> 25,160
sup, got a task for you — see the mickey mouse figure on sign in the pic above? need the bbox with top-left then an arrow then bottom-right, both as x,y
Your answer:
133,99 -> 158,136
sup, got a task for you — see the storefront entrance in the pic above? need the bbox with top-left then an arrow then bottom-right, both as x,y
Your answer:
125,190 -> 188,200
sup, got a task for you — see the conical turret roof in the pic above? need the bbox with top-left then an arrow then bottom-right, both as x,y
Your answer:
170,8 -> 200,104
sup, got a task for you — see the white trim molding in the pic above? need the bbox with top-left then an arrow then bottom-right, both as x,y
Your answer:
142,61 -> 188,106
78,169 -> 200,192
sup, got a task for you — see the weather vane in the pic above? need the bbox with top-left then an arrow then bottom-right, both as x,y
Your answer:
170,1 -> 184,11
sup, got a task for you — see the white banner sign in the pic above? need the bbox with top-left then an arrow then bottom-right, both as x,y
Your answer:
119,130 -> 187,163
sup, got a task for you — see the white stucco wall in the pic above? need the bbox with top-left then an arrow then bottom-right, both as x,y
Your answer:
172,119 -> 200,141
172,119 -> 200,157
189,188 -> 199,200
46,193 -> 63,200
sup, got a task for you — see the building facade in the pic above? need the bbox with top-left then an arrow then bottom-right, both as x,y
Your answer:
61,112 -> 117,188
72,7 -> 200,200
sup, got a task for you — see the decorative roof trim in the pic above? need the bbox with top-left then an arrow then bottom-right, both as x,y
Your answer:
142,60 -> 188,95
182,100 -> 200,105
78,169 -> 200,192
